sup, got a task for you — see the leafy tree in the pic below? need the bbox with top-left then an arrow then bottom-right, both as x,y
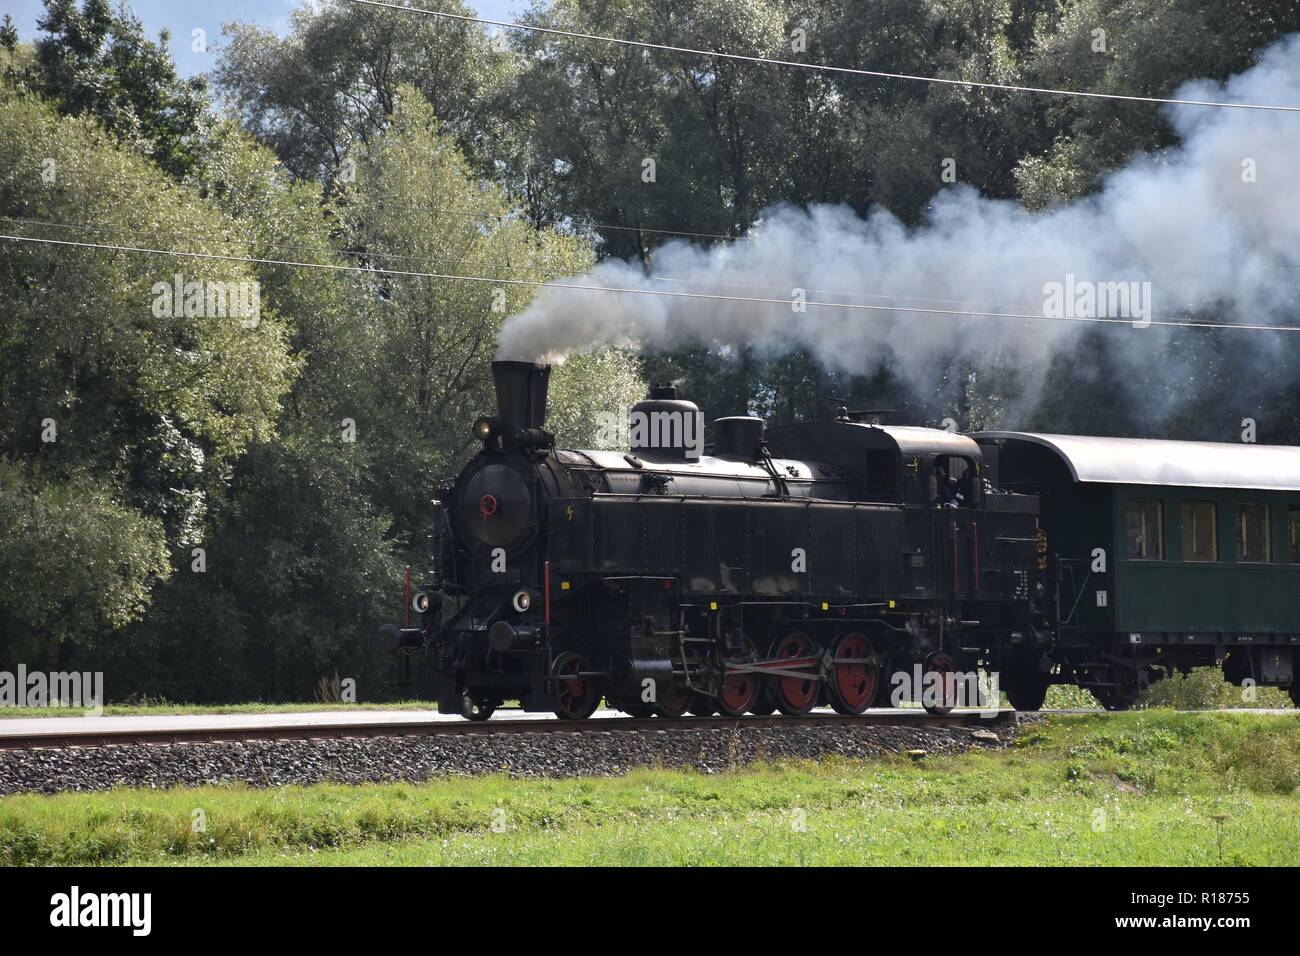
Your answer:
215,0 -> 516,186
511,0 -> 811,260
1015,0 -> 1300,207
99,120 -> 399,701
0,462 -> 169,655
23,0 -> 210,178
0,87 -> 296,661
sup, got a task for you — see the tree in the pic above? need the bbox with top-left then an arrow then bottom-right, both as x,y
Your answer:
1015,0 -> 1300,207
0,16 -> 18,50
0,88 -> 296,660
24,0 -> 210,178
0,462 -> 168,655
510,0 -> 814,260
215,0 -> 516,186
99,119 -> 399,701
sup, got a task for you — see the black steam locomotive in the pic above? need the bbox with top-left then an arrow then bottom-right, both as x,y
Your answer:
381,361 -> 1050,719
381,361 -> 1300,719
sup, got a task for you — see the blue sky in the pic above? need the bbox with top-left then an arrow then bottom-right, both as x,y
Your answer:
6,1 -> 527,77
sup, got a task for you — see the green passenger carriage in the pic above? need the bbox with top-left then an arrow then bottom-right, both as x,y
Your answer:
975,432 -> 1300,709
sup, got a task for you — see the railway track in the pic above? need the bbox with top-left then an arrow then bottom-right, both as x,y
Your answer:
0,709 -> 1016,750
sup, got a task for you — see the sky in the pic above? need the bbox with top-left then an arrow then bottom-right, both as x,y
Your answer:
6,0 -> 526,77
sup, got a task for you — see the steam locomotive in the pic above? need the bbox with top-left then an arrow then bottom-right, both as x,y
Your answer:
380,361 -> 1300,719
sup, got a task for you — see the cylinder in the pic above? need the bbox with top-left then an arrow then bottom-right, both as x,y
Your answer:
488,621 -> 537,652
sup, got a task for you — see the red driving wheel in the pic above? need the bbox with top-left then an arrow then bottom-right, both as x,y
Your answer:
654,682 -> 691,718
769,632 -> 820,716
552,652 -> 599,720
717,636 -> 760,717
923,651 -> 959,715
829,632 -> 878,715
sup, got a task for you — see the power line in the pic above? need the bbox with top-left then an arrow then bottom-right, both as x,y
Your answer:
0,216 -> 569,279
29,160 -> 1298,283
0,158 -> 821,249
0,215 -> 1043,311
4,231 -> 1297,334
2,158 -> 815,247
343,0 -> 1300,114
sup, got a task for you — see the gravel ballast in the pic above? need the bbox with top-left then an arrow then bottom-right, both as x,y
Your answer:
0,721 -> 1024,794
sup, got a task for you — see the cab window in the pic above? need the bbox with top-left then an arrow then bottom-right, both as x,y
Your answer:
930,455 -> 977,507
864,449 -> 899,500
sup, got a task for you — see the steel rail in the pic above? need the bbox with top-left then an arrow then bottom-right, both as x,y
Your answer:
0,710 -> 1015,750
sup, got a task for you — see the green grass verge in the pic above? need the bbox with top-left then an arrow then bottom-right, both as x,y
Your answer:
2,711 -> 1298,866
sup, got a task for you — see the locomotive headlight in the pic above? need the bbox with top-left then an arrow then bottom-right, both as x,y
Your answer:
412,591 -> 432,614
472,417 -> 499,442
511,589 -> 532,613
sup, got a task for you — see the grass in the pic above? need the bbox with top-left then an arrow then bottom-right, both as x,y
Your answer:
2,711 -> 1298,866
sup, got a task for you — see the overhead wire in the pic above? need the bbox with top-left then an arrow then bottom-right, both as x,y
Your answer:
5,231 -> 1298,334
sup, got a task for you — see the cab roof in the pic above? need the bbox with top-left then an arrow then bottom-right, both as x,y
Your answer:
765,421 -> 981,463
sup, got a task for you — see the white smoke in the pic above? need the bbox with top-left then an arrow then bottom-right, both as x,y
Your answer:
498,36 -> 1300,405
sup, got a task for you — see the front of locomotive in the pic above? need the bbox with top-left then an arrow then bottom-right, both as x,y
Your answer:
381,361 -> 562,720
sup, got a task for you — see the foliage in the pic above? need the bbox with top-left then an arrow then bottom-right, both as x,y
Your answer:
1139,666 -> 1294,711
0,461 -> 168,649
19,0 -> 210,178
215,0 -> 516,185
336,86 -> 643,539
0,88 -> 296,653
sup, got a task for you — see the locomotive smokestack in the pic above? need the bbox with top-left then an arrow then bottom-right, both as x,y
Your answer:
492,360 -> 551,449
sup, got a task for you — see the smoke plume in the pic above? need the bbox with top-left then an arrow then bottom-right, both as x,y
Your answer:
497,36 -> 1300,412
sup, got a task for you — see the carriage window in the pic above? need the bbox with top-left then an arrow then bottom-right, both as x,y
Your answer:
1291,506 -> 1300,562
1236,503 -> 1270,563
1181,501 -> 1217,562
1126,499 -> 1163,560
